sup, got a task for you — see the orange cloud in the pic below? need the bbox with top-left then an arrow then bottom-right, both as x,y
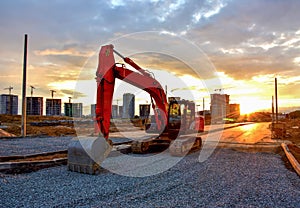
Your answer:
34,48 -> 94,57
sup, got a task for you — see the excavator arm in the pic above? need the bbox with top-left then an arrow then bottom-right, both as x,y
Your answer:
95,44 -> 168,139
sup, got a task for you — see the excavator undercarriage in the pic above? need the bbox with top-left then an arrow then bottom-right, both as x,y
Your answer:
131,135 -> 202,156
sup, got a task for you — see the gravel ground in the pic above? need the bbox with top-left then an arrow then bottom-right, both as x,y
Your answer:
0,123 -> 248,157
0,137 -> 73,156
0,136 -> 132,156
1,148 -> 299,207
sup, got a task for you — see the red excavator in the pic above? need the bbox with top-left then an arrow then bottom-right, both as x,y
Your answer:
68,45 -> 204,174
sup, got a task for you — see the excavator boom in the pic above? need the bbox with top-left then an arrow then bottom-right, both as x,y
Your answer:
95,44 -> 168,138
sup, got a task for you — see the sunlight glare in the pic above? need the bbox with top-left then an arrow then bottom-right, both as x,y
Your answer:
238,97 -> 270,115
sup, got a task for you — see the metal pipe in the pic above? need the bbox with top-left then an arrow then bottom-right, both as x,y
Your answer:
272,95 -> 274,124
275,78 -> 278,123
21,34 -> 28,137
113,49 -> 125,59
203,97 -> 205,120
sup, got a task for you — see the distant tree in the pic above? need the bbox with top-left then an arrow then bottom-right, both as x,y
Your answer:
248,112 -> 272,122
289,110 -> 300,119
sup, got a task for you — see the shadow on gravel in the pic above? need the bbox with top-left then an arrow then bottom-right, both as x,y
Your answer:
1,163 -> 67,175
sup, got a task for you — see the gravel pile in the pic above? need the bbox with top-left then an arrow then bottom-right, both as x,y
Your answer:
1,148 -> 300,207
0,137 -> 72,156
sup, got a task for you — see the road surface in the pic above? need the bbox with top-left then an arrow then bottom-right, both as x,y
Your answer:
201,122 -> 273,144
217,122 -> 272,143
0,122 -> 274,157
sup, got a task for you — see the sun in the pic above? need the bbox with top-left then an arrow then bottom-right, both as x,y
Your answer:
238,97 -> 270,115
240,102 -> 260,115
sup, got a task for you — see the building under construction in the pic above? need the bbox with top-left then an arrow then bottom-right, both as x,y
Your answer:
229,103 -> 240,119
91,104 -> 120,118
46,99 -> 61,116
111,105 -> 118,118
210,94 -> 240,123
90,104 -> 96,118
64,103 -> 83,117
139,104 -> 150,119
122,93 -> 135,119
118,106 -> 123,118
0,94 -> 18,115
210,94 -> 230,123
26,97 -> 43,115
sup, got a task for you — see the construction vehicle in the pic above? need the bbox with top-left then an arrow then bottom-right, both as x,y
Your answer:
137,97 -> 204,154
68,44 -> 204,174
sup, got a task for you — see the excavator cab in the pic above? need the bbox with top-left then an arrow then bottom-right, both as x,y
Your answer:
167,98 -> 200,136
145,98 -> 203,137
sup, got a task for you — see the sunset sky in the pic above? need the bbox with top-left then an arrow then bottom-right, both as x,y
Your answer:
1,0 -> 300,115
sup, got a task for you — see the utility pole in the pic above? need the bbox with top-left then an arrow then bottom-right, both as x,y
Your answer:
275,78 -> 278,123
272,95 -> 274,124
21,34 -> 28,137
196,104 -> 201,115
4,86 -> 13,95
203,97 -> 205,120
50,90 -> 56,115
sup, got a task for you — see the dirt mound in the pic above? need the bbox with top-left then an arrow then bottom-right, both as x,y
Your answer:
0,114 -> 73,124
0,115 -> 144,137
0,115 -> 76,137
286,124 -> 300,146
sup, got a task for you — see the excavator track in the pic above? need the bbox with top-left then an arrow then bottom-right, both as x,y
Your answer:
131,141 -> 150,153
169,136 -> 202,156
131,135 -> 171,154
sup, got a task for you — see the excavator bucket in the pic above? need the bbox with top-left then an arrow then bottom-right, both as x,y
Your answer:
67,136 -> 112,174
